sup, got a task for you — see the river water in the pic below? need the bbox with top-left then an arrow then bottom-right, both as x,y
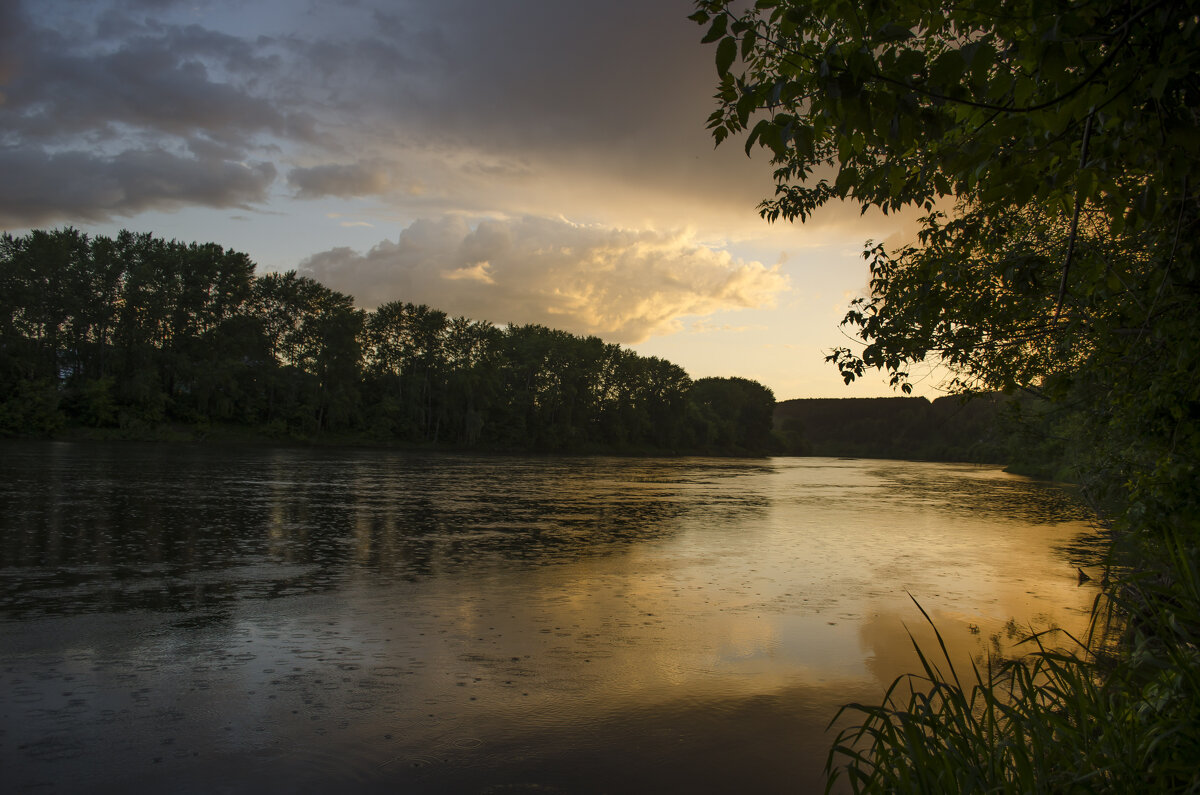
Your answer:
0,442 -> 1100,793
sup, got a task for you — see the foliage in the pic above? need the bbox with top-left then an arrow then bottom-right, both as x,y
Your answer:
691,0 -> 1200,494
690,376 -> 776,454
692,0 -> 1199,226
0,378 -> 62,436
0,228 -> 776,456
826,587 -> 1200,793
774,394 -> 1009,462
693,0 -> 1200,790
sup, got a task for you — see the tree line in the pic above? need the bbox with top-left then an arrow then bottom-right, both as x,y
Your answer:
774,394 -> 1012,464
0,227 -> 776,455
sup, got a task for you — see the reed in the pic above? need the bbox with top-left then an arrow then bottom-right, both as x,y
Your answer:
825,537 -> 1200,794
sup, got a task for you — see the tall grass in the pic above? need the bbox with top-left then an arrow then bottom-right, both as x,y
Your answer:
825,535 -> 1200,794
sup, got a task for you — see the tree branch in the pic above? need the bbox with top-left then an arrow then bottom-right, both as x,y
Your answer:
1055,109 -> 1095,318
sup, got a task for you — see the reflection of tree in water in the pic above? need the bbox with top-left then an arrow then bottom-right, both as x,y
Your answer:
874,465 -> 1097,524
0,444 -> 347,618
1052,526 -> 1116,570
346,489 -> 692,577
0,444 -> 770,618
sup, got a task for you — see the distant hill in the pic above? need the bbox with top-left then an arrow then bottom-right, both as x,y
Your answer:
773,394 -> 1009,463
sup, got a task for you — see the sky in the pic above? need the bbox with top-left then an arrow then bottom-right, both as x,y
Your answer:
0,0 -> 946,400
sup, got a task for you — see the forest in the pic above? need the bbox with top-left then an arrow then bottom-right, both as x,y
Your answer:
0,227 -> 777,456
774,395 -> 1010,463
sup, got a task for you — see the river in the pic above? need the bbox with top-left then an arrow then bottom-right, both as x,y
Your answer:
0,442 -> 1100,793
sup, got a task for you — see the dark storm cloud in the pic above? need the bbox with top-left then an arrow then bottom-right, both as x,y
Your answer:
449,1 -> 708,142
1,24 -> 288,144
2,0 -> 772,230
319,0 -> 775,225
0,146 -> 277,226
306,0 -> 713,153
287,161 -> 392,198
282,30 -> 417,90
110,0 -> 196,9
0,0 -> 30,87
0,0 -> 297,225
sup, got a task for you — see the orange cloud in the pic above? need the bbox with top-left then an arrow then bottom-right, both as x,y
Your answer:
301,215 -> 790,343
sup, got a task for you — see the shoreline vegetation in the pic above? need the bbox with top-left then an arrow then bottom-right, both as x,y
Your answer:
0,228 -> 783,458
3,227 -> 1042,465
689,0 -> 1200,790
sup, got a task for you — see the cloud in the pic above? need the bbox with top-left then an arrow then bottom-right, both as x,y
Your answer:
0,2 -> 24,89
0,146 -> 276,226
300,215 -> 789,344
2,0 -> 872,242
3,0 -> 794,235
287,161 -> 392,199
443,261 -> 495,284
1,15 -> 290,147
0,2 -> 298,225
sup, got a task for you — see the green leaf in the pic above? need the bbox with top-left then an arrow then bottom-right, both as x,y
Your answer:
793,124 -> 815,158
970,42 -> 995,85
1076,168 -> 1098,201
701,14 -> 727,44
1151,69 -> 1171,100
741,28 -> 757,60
837,135 -> 853,162
1039,41 -> 1067,84
715,36 -> 737,77
835,166 -> 858,192
896,48 -> 924,79
929,50 -> 963,87
876,23 -> 913,42
735,89 -> 756,126
745,119 -> 771,155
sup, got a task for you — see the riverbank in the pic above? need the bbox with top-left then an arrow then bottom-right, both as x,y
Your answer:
18,419 -> 783,459
825,513 -> 1199,792
13,389 -> 1031,465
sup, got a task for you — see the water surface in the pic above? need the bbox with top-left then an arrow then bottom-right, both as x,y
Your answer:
0,442 -> 1100,793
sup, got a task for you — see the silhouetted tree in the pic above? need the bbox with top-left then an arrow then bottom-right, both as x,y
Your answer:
1,228 -> 777,454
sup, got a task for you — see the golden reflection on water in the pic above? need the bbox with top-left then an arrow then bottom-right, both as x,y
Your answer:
269,455 -> 1101,739
0,445 -> 1101,793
